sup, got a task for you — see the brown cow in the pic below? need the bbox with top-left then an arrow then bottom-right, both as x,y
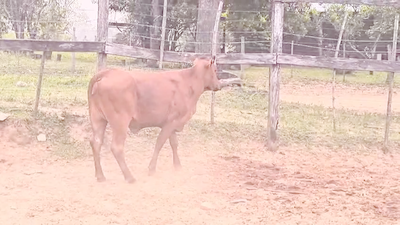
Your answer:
87,57 -> 221,183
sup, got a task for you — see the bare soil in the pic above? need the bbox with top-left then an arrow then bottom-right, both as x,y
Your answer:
1,83 -> 400,224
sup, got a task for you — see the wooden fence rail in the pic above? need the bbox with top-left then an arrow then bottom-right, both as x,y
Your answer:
2,39 -> 400,73
277,54 -> 400,72
0,39 -> 104,52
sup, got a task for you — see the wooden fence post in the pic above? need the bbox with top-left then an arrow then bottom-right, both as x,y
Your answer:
384,13 -> 399,153
267,0 -> 284,151
241,36 -> 245,79
386,45 -> 394,84
96,0 -> 109,71
34,51 -> 46,115
332,11 -> 348,132
210,1 -> 223,125
72,27 -> 76,73
159,0 -> 168,69
342,42 -> 346,81
290,40 -> 294,78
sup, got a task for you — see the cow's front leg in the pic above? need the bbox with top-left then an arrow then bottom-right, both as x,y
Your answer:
169,132 -> 181,170
148,126 -> 174,176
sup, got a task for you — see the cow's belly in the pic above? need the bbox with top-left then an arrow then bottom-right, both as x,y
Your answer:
128,104 -> 193,133
128,106 -> 169,133
127,83 -> 193,133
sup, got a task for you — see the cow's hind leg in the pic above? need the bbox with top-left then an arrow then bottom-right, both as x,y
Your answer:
169,132 -> 181,170
109,117 -> 136,183
148,126 -> 174,176
90,117 -> 107,182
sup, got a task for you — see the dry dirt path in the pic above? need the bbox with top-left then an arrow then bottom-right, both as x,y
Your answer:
1,123 -> 399,224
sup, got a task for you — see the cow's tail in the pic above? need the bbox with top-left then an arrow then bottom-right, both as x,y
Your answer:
88,69 -> 110,99
88,69 -> 110,119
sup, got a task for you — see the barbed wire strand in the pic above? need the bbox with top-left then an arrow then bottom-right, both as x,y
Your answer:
283,41 -> 390,54
110,20 -> 395,44
283,32 -> 395,43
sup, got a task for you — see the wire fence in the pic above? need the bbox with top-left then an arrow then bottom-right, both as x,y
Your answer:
103,2 -> 399,63
1,1 -> 397,60
1,0 -> 398,71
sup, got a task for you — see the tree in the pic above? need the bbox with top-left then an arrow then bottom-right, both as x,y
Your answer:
195,0 -> 219,53
220,1 -> 313,54
110,0 -> 198,53
107,0 -> 400,60
165,0 -> 197,52
222,0 -> 271,53
0,0 -> 77,40
148,0 -> 162,66
0,5 -> 7,38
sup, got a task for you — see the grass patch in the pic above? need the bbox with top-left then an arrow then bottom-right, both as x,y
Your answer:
0,73 -> 92,106
195,90 -> 400,150
240,66 -> 400,89
280,103 -> 399,149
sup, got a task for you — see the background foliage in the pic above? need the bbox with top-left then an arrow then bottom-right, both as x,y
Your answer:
0,0 -> 399,58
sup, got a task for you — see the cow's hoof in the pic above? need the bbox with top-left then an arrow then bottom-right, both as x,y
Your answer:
97,177 -> 106,182
126,177 -> 136,184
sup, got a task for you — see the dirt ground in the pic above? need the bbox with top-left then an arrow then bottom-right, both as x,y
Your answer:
1,125 -> 399,225
1,83 -> 400,225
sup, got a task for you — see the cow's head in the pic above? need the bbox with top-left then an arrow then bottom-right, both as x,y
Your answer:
193,56 -> 221,91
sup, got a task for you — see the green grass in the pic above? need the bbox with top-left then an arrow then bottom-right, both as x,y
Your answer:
241,66 -> 400,90
0,51 -> 137,106
1,51 -> 399,159
209,90 -> 400,150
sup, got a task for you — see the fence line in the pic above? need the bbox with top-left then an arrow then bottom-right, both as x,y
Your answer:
2,38 -> 400,72
109,22 -> 398,45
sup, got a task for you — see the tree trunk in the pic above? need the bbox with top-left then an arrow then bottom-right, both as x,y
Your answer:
148,0 -> 163,67
11,21 -> 25,55
196,0 -> 219,54
12,21 -> 24,39
27,23 -> 37,40
317,20 -> 324,57
131,0 -> 149,63
171,34 -> 177,51
371,34 -> 381,59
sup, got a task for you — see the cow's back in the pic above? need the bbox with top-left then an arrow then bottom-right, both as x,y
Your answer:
88,68 -> 189,130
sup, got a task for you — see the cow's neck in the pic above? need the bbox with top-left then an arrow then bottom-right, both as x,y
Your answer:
182,66 -> 207,100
